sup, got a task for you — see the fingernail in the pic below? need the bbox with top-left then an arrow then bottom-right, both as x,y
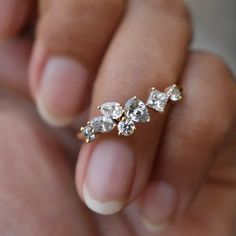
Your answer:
0,0 -> 28,39
140,182 -> 177,233
36,57 -> 88,127
83,140 -> 135,215
142,218 -> 170,234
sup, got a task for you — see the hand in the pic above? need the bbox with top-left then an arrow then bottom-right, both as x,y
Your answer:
0,1 -> 236,235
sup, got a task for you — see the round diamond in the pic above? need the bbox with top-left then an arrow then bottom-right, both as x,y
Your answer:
165,85 -> 182,102
81,126 -> 96,143
169,87 -> 182,101
117,119 -> 136,136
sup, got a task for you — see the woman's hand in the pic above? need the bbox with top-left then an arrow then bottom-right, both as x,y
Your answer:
0,0 -> 236,235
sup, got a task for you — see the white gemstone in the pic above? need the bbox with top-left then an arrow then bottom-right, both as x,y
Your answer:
165,85 -> 182,102
81,126 -> 96,143
125,97 -> 150,123
146,89 -> 169,112
117,118 -> 136,136
99,102 -> 124,120
90,116 -> 115,133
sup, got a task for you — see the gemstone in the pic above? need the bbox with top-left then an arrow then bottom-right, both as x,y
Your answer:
146,88 -> 169,112
90,116 -> 115,133
81,126 -> 96,143
165,84 -> 182,102
117,118 -> 136,136
124,97 -> 150,123
99,102 -> 124,120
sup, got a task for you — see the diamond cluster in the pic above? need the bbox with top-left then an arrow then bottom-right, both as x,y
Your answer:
79,84 -> 182,143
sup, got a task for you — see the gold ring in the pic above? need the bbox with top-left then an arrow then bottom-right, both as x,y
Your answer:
78,84 -> 182,143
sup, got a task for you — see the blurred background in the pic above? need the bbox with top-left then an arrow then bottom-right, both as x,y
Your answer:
185,0 -> 236,74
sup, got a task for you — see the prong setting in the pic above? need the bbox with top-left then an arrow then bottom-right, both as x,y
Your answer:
78,84 -> 182,143
164,84 -> 183,102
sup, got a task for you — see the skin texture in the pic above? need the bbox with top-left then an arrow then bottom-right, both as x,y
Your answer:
0,39 -> 236,236
0,0 -> 236,235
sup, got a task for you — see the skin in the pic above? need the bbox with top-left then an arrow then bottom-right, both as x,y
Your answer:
0,0 -> 236,235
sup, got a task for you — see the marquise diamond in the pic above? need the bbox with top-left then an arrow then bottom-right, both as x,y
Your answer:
99,102 -> 124,120
118,118 -> 136,136
125,97 -> 150,123
90,116 -> 115,133
146,88 -> 169,112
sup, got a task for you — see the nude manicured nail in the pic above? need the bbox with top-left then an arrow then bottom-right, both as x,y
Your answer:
36,57 -> 88,126
142,218 -> 170,234
140,182 -> 177,233
83,140 -> 135,215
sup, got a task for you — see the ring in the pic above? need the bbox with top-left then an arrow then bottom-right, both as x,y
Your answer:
78,84 -> 183,143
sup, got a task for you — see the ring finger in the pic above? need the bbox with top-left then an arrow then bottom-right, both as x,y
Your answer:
76,0 -> 191,215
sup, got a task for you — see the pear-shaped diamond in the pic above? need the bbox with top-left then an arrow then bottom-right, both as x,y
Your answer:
147,88 -> 169,112
124,97 -> 150,123
90,116 -> 115,133
99,102 -> 124,120
165,85 -> 182,102
118,118 -> 136,136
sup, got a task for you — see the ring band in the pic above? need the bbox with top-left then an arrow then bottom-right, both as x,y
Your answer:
78,84 -> 183,143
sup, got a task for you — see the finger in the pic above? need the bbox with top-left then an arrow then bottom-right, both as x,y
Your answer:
0,38 -> 32,99
133,144 -> 236,236
76,0 -> 191,215
0,0 -> 33,41
183,145 -> 236,236
138,51 -> 236,233
165,145 -> 236,236
29,0 -> 126,126
0,106 -> 96,235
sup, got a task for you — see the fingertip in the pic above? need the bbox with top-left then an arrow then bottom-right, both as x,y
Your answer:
31,48 -> 89,127
29,42 -> 48,97
142,218 -> 169,234
83,184 -> 124,215
78,140 -> 135,214
36,95 -> 74,127
139,181 -> 177,232
77,143 -> 126,215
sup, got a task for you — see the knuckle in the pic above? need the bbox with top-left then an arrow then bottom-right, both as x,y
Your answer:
191,50 -> 236,112
181,117 -> 228,151
191,51 -> 233,78
139,0 -> 192,37
100,0 -> 126,12
190,108 -> 234,146
166,0 -> 191,19
144,0 -> 191,20
185,51 -> 236,146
